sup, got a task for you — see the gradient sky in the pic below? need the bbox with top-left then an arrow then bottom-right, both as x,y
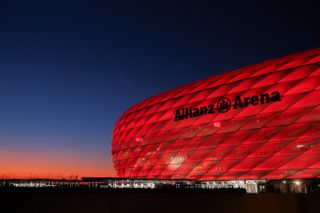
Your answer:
0,0 -> 319,178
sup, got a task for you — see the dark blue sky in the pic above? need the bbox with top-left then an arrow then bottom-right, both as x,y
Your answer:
0,0 -> 319,177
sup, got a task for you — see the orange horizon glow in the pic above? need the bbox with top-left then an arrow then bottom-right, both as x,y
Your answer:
0,147 -> 117,179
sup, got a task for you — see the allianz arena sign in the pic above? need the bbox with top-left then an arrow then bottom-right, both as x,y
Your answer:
174,91 -> 281,121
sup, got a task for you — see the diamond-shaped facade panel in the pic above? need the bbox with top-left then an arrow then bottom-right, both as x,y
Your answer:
112,48 -> 320,180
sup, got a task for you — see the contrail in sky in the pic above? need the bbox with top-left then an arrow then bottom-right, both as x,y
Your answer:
117,74 -> 140,98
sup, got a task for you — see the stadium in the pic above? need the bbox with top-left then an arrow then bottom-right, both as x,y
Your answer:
112,48 -> 320,193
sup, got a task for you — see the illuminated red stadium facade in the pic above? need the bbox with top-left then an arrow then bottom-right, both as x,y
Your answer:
112,48 -> 320,182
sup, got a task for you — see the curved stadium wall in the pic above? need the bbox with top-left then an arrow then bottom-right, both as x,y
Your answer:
112,48 -> 320,181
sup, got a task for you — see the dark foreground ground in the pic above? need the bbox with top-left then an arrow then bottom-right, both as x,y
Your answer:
1,188 -> 319,213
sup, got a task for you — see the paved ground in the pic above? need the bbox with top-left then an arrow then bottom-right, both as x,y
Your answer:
0,188 -> 318,213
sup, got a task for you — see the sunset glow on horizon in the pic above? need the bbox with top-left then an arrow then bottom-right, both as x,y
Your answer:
0,147 -> 117,179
